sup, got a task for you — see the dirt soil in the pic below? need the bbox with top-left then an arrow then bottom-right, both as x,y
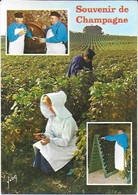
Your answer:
88,169 -> 127,185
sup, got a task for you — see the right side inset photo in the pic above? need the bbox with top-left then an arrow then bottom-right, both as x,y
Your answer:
87,122 -> 132,185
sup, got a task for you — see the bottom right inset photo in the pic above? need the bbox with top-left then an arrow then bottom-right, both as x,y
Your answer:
87,122 -> 132,185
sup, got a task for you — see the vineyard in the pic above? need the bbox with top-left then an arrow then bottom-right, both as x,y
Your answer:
70,32 -> 136,51
1,32 -> 137,194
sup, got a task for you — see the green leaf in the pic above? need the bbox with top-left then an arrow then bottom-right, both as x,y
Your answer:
12,94 -> 17,100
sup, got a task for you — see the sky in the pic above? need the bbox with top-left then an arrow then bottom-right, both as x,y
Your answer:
0,0 -> 138,36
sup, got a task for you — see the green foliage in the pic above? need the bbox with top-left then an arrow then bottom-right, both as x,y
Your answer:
52,71 -> 94,124
89,48 -> 137,122
73,127 -> 86,178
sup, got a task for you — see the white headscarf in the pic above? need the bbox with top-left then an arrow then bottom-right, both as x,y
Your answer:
40,91 -> 72,119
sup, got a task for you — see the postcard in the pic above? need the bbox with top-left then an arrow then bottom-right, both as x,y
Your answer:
0,0 -> 137,194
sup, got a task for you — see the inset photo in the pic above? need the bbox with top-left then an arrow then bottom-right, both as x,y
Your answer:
87,122 -> 132,185
7,10 -> 68,55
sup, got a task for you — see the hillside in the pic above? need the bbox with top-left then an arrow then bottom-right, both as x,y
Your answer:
70,32 -> 136,51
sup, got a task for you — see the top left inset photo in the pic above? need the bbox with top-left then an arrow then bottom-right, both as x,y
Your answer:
7,10 -> 69,55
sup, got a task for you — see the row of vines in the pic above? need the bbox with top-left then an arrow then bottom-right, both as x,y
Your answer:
70,32 -> 136,51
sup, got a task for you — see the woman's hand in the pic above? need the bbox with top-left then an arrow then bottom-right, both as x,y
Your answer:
35,135 -> 42,140
41,135 -> 46,139
41,138 -> 50,145
33,133 -> 46,140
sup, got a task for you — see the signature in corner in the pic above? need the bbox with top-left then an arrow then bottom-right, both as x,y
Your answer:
7,174 -> 17,189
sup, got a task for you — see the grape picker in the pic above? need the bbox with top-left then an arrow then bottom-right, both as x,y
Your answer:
33,91 -> 78,174
66,48 -> 95,77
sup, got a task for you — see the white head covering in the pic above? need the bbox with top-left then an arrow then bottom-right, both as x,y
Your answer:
40,91 -> 72,119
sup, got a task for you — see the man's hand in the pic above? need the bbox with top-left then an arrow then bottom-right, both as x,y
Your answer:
32,36 -> 38,40
38,38 -> 46,44
42,24 -> 47,30
41,138 -> 50,145
18,29 -> 26,36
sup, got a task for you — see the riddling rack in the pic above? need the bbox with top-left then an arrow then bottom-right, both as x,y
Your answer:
89,134 -> 118,178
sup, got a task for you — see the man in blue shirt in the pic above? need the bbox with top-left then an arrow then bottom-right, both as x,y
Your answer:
39,11 -> 68,54
7,12 -> 34,54
66,48 -> 95,77
101,129 -> 128,179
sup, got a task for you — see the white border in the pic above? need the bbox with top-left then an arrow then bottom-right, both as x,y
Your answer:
6,9 -> 70,56
86,121 -> 132,186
